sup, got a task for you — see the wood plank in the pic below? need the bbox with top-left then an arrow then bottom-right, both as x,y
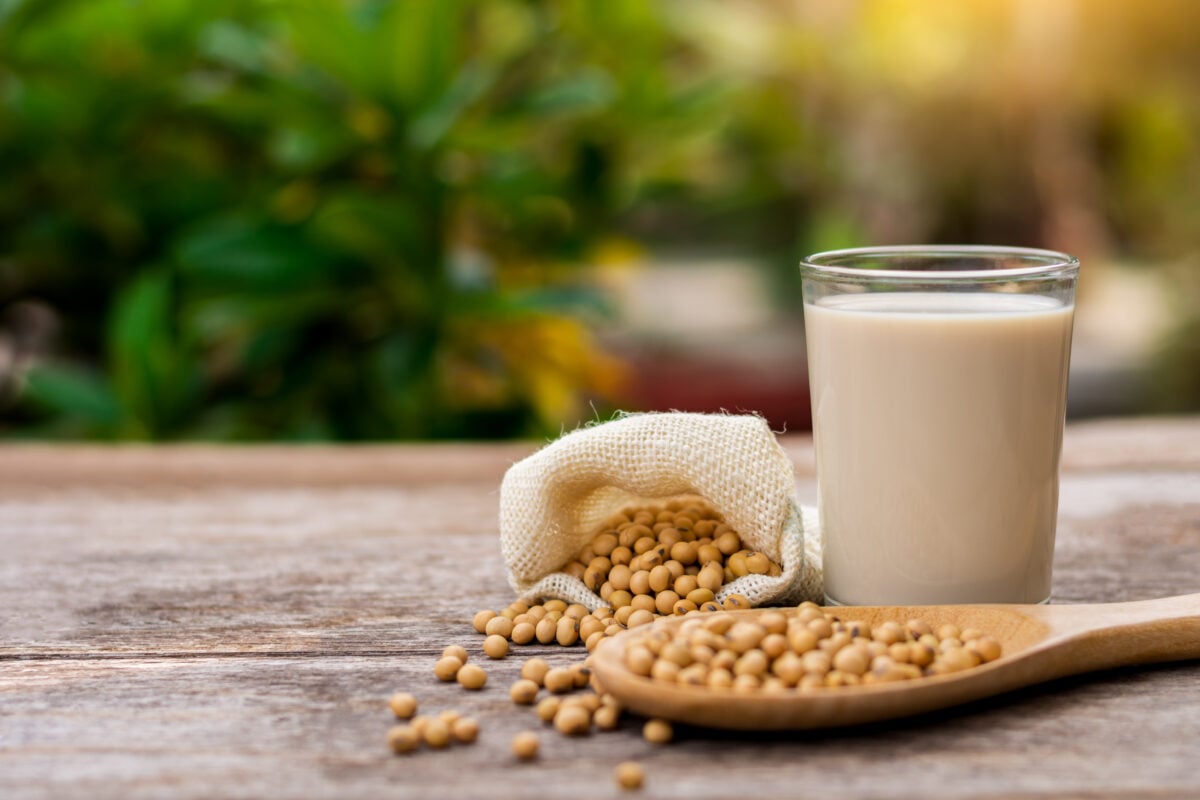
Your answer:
1,414 -> 1197,491
5,481 -> 1196,656
3,653 -> 1199,799
1,417 -> 1199,798
1058,415 -> 1200,470
2,453 -> 1196,656
0,442 -> 537,488
0,481 -> 508,656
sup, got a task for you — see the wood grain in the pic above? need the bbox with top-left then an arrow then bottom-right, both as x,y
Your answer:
2,417 -> 1199,799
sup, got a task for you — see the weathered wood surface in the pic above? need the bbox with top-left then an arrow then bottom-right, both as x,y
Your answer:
1,416 -> 1198,799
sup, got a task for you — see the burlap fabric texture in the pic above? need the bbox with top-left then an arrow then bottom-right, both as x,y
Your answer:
499,412 -> 823,609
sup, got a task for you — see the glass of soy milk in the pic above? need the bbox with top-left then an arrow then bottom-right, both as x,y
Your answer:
800,246 -> 1079,605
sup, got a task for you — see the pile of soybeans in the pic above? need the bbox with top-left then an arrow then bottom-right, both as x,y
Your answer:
383,499 -> 1005,792
623,602 -> 1003,690
471,498 -> 776,654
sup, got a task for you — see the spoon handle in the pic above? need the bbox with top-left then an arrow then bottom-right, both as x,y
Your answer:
1028,592 -> 1200,674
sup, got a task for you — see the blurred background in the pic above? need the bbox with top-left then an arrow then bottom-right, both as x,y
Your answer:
1,0 -> 1197,441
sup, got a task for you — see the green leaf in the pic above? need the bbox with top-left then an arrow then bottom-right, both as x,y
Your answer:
385,0 -> 461,110
0,0 -> 75,46
282,0 -> 384,96
523,71 -> 616,117
175,216 -> 333,290
197,19 -> 270,74
23,364 -> 121,428
107,269 -> 201,438
108,270 -> 172,437
373,330 -> 438,436
409,60 -> 497,150
309,189 -> 422,268
183,289 -> 343,346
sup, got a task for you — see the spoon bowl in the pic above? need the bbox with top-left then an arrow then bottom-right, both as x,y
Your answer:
589,593 -> 1200,730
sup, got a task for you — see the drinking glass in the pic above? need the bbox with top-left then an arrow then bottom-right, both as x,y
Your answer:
800,246 -> 1080,605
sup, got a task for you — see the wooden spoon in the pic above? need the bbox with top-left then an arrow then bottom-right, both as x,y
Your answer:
589,593 -> 1200,730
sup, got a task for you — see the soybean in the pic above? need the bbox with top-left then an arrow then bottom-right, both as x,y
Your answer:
442,645 -> 469,663
472,610 -> 496,634
593,704 -> 620,731
388,692 -> 417,719
616,762 -> 645,790
544,667 -> 574,694
643,718 -> 673,744
554,704 -> 591,736
456,664 -> 487,690
511,731 -> 540,761
422,718 -> 451,749
483,634 -> 509,659
521,657 -> 550,686
510,679 -> 539,705
387,725 -> 420,754
536,696 -> 561,723
452,717 -> 479,744
434,656 -> 463,682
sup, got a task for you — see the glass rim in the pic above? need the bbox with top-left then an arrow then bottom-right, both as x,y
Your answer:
800,245 -> 1080,281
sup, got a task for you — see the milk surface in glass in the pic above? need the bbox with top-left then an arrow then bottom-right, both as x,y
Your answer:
806,291 -> 1074,605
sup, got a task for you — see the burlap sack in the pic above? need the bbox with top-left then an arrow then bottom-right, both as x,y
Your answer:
499,412 -> 823,609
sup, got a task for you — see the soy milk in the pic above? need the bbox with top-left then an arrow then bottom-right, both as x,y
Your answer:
805,292 -> 1074,605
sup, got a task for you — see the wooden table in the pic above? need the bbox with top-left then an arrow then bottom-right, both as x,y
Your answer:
2,417 -> 1199,799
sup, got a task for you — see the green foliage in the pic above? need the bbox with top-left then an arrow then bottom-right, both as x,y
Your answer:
0,0 -> 717,439
4,0 -> 1200,436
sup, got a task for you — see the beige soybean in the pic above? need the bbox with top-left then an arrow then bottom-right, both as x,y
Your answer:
579,616 -> 606,641
456,664 -> 487,690
969,636 -> 1003,662
722,594 -> 751,610
422,718 -> 451,749
593,704 -> 620,731
556,616 -> 580,646
627,609 -> 656,628
521,657 -> 550,686
452,717 -> 480,744
472,610 -> 496,634
673,599 -> 698,615
511,621 -> 536,645
544,667 -> 574,694
483,634 -> 509,659
512,731 -> 540,761
643,718 -> 673,744
442,645 -> 469,663
434,656 -> 463,682
615,762 -> 645,790
388,692 -> 417,720
510,679 -> 540,705
570,663 -> 592,688
535,617 -> 558,645
387,725 -> 420,754
654,590 -> 680,616
536,696 -> 561,723
630,594 -> 656,613
554,704 -> 591,736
